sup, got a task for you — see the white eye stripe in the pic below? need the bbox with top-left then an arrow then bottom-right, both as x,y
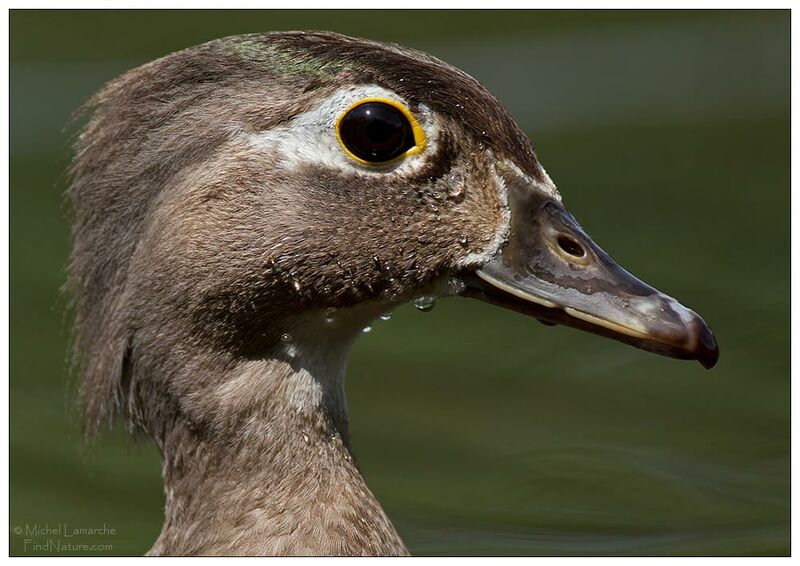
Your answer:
247,85 -> 438,176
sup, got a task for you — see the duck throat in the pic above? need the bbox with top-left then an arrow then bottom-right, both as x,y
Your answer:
148,336 -> 408,556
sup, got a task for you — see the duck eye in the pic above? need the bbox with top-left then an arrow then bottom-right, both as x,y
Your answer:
337,100 -> 424,164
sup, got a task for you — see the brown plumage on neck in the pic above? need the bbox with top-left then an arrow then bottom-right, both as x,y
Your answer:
149,351 -> 406,555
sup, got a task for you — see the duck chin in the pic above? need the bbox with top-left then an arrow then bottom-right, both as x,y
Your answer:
276,273 -> 468,354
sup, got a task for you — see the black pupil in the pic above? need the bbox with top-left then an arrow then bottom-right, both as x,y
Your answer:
339,102 -> 415,163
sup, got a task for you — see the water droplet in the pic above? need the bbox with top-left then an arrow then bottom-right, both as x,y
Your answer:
379,312 -> 393,321
362,325 -> 372,333
459,236 -> 469,247
414,296 -> 436,312
302,433 -> 310,444
281,332 -> 291,343
447,184 -> 464,198
293,280 -> 301,292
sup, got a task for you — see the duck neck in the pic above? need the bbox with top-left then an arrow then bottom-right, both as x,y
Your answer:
148,337 -> 408,556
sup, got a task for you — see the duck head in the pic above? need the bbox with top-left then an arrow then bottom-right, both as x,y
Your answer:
70,31 -> 717,434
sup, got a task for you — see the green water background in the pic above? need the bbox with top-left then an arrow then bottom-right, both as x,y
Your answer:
10,10 -> 790,556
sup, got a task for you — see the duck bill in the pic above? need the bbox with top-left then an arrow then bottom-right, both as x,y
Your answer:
462,180 -> 719,369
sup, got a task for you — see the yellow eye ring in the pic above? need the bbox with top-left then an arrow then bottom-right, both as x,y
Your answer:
335,97 -> 427,166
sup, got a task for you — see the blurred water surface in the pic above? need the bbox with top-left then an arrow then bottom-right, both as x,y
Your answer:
10,10 -> 789,556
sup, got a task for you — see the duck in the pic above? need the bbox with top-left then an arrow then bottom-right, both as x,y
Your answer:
66,31 -> 719,556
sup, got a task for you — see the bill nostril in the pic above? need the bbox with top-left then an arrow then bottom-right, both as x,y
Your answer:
557,235 -> 585,258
